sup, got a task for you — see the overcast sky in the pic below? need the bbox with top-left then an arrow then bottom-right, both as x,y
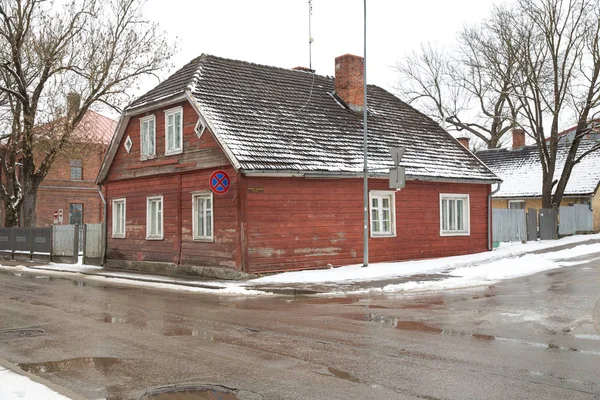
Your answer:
140,0 -> 499,97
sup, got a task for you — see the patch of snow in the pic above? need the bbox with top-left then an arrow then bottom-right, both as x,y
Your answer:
252,234 -> 600,285
0,366 -> 69,400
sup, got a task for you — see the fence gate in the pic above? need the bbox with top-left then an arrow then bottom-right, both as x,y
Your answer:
493,208 -> 527,242
83,223 -> 104,265
539,208 -> 558,240
52,225 -> 79,264
527,208 -> 538,241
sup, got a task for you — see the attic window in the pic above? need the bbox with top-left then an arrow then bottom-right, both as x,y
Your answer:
195,119 -> 206,139
124,136 -> 133,153
165,106 -> 183,155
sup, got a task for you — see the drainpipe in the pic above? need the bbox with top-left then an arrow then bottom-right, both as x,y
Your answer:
488,182 -> 502,250
97,185 -> 107,265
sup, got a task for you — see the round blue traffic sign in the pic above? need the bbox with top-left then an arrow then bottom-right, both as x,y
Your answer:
209,170 -> 230,195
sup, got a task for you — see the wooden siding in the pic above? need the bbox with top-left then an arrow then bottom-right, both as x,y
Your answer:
242,177 -> 490,273
106,166 -> 240,268
107,101 -> 230,181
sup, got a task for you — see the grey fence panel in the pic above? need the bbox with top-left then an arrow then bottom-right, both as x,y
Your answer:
559,206 -> 576,236
13,227 -> 31,254
84,223 -> 103,265
493,209 -> 527,242
52,225 -> 77,256
527,208 -> 538,241
31,227 -> 52,254
574,204 -> 593,233
539,208 -> 558,240
0,228 -> 13,253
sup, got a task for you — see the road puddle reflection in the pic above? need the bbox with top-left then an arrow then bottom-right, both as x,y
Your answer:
326,367 -> 360,383
141,385 -> 240,400
163,327 -> 199,337
19,357 -> 121,374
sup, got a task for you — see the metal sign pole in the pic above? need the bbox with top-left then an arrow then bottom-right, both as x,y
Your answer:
362,0 -> 369,268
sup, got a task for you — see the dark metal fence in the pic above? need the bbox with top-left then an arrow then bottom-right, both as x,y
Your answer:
0,223 -> 104,264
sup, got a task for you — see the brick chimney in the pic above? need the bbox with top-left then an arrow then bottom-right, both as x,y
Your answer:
335,54 -> 364,112
512,129 -> 525,150
457,137 -> 470,150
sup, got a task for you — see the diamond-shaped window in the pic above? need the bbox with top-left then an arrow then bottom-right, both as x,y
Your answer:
124,135 -> 133,153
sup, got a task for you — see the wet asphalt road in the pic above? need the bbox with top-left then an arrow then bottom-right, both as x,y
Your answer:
1,258 -> 600,400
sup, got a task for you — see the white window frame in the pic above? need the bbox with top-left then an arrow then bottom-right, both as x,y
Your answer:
192,192 -> 214,241
440,193 -> 470,236
146,195 -> 164,240
164,106 -> 183,155
508,200 -> 526,210
140,115 -> 156,160
369,190 -> 396,237
112,198 -> 126,238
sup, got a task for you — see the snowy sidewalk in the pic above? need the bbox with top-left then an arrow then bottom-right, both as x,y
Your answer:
0,358 -> 83,400
1,233 -> 600,296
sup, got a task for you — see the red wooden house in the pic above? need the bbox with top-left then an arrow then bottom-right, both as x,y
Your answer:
96,54 -> 499,276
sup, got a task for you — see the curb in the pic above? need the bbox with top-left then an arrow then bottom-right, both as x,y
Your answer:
0,356 -> 86,400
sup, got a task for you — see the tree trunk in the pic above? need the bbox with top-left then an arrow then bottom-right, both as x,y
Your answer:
21,181 -> 39,227
3,201 -> 19,227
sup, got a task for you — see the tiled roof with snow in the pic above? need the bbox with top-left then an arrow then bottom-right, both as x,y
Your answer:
129,55 -> 498,182
476,141 -> 600,198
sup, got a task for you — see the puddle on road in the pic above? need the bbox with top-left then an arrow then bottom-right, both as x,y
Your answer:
0,328 -> 45,340
347,313 -> 442,333
19,357 -> 121,374
141,385 -> 241,400
163,327 -> 200,337
326,367 -> 360,383
101,313 -> 147,328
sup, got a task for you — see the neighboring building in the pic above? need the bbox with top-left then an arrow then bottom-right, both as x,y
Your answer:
477,130 -> 600,232
97,54 -> 499,275
1,110 -> 117,227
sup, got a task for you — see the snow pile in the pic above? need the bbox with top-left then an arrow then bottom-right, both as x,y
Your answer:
0,367 -> 69,400
252,236 -> 600,285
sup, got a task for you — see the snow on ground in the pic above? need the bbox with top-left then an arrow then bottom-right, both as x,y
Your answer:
0,366 -> 69,400
250,234 -> 600,288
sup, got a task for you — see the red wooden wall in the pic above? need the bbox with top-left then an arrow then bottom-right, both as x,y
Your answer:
242,176 -> 490,273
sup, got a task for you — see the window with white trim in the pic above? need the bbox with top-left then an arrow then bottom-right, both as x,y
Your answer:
140,115 -> 155,159
508,200 -> 525,210
165,107 -> 183,155
369,191 -> 396,236
440,194 -> 470,236
192,192 -> 213,240
146,195 -> 163,239
112,198 -> 126,238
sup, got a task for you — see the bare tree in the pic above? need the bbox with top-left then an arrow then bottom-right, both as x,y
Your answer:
511,0 -> 600,209
0,0 -> 175,226
395,6 -> 520,149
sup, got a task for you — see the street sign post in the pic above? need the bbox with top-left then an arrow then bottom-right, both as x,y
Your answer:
389,146 -> 406,189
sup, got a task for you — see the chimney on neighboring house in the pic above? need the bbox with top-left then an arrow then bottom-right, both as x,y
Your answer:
67,92 -> 81,119
457,136 -> 470,150
335,54 -> 364,112
512,128 -> 525,150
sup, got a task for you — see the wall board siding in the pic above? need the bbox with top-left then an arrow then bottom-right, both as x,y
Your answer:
107,101 -> 230,182
242,176 -> 490,273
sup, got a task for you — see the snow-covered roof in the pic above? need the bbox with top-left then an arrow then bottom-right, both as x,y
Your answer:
476,141 -> 600,198
118,55 -> 499,182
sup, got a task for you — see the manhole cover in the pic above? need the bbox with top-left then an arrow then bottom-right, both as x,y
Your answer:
141,384 -> 261,400
0,329 -> 44,340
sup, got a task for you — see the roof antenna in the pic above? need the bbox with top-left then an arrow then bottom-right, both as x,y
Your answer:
308,0 -> 313,71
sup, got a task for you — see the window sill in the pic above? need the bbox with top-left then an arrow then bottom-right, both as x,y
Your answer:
112,235 -> 126,239
440,231 -> 470,237
140,155 -> 156,161
165,149 -> 183,156
370,233 -> 396,238
146,236 -> 164,241
193,237 -> 214,242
